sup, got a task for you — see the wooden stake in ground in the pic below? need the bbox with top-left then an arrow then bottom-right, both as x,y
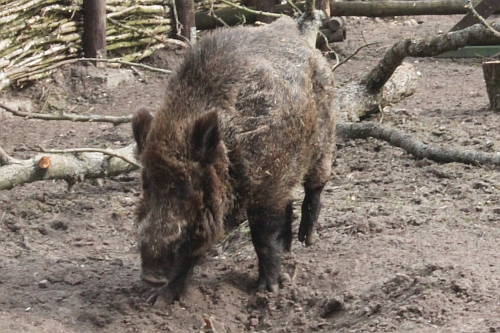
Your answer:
483,61 -> 500,111
175,0 -> 196,42
83,0 -> 107,64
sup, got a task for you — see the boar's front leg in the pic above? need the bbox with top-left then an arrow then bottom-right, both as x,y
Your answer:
248,204 -> 291,293
147,256 -> 201,308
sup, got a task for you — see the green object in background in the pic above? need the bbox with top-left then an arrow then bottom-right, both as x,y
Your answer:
437,46 -> 500,58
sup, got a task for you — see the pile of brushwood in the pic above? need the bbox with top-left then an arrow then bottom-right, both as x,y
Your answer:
0,0 -> 177,90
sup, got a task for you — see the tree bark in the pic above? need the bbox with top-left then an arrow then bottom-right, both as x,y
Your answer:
0,145 -> 138,191
483,61 -> 500,111
82,0 -> 107,62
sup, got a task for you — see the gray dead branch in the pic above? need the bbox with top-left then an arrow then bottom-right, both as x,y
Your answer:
337,122 -> 500,166
0,144 -> 138,191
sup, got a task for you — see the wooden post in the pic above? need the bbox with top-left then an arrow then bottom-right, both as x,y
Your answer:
483,61 -> 500,111
82,0 -> 107,64
175,0 -> 195,42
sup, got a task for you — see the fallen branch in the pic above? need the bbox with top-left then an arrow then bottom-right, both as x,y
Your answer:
0,101 -> 133,125
38,146 -> 141,168
0,144 -> 138,191
362,22 -> 500,93
337,23 -> 500,122
337,122 -> 500,166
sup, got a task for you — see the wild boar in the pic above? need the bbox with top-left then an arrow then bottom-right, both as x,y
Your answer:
132,15 -> 336,307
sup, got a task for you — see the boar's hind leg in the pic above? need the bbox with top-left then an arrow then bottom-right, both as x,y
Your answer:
298,154 -> 332,246
248,204 -> 291,293
148,256 -> 201,308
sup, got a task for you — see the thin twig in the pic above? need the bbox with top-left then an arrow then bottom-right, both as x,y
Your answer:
212,13 -> 231,28
79,58 -> 173,74
37,146 -> 141,168
218,0 -> 282,18
286,0 -> 302,15
107,17 -> 187,48
466,0 -> 500,38
0,101 -> 133,125
332,41 -> 381,71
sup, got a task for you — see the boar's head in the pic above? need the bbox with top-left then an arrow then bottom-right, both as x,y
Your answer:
132,108 -> 230,286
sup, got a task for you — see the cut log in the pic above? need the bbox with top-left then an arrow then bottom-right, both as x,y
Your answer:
0,145 -> 138,191
483,61 -> 500,111
327,16 -> 346,32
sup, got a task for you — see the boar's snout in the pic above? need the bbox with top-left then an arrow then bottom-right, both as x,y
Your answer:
141,265 -> 168,286
139,238 -> 190,287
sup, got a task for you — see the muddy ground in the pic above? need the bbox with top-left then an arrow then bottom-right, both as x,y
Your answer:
1,14 -> 500,333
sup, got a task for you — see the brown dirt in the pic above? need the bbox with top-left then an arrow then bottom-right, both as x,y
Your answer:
1,15 -> 500,333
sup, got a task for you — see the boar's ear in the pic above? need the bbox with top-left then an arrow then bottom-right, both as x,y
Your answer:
192,111 -> 220,163
132,107 -> 154,154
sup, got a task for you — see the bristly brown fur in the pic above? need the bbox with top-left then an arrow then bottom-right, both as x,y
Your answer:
133,16 -> 336,306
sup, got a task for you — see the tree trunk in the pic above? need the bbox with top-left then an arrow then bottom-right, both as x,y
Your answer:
483,61 -> 500,111
82,0 -> 107,63
175,0 -> 195,42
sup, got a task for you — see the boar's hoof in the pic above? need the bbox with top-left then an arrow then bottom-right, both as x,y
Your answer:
256,282 -> 279,294
298,229 -> 317,247
147,286 -> 179,308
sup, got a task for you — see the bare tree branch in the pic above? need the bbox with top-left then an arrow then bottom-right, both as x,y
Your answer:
362,22 -> 500,93
466,0 -> 500,38
0,144 -> 138,191
337,122 -> 500,166
38,146 -> 141,168
0,102 -> 133,125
